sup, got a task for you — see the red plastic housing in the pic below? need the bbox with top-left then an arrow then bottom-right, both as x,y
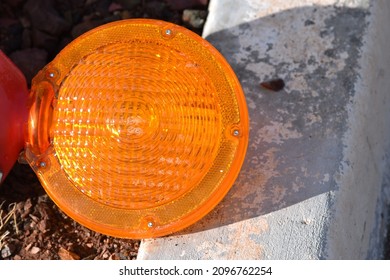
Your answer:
0,50 -> 29,183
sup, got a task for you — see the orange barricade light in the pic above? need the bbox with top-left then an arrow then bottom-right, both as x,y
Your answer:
25,19 -> 248,238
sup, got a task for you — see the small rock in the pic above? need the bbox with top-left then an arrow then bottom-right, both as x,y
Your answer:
15,201 -> 24,213
38,219 -> 48,233
25,243 -> 33,252
109,253 -> 119,260
30,246 -> 41,254
109,2 -> 123,12
29,214 -> 39,223
58,247 -> 80,260
29,221 -> 37,228
18,199 -> 32,219
1,244 -> 15,258
182,9 -> 208,29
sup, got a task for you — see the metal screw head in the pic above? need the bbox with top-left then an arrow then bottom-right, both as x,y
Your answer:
39,161 -> 47,168
165,29 -> 172,36
48,72 -> 55,78
147,222 -> 154,228
233,129 -> 240,136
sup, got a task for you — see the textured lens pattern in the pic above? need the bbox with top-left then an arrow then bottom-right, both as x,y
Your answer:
53,42 -> 222,209
27,20 -> 248,238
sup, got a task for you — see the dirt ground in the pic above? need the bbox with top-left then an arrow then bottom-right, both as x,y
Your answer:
0,0 -> 208,260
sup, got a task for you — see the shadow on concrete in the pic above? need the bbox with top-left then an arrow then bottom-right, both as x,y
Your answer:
176,4 -> 368,235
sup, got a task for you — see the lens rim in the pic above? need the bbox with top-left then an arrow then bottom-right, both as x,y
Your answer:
26,19 -> 249,238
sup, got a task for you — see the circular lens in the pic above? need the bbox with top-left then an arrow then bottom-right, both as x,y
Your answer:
53,42 -> 221,209
26,19 -> 249,238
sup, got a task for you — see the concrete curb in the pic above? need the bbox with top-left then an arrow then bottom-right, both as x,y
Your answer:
137,0 -> 390,259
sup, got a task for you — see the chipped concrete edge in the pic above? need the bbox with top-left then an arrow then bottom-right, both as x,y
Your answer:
326,0 -> 390,259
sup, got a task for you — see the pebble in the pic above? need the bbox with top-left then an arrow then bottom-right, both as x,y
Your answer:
25,243 -> 32,252
1,244 -> 15,258
58,247 -> 80,260
108,2 -> 123,12
38,219 -> 48,233
109,253 -> 119,260
182,9 -> 208,29
23,198 -> 32,212
30,246 -> 41,254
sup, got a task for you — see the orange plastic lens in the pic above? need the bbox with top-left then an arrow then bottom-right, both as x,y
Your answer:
26,19 -> 248,238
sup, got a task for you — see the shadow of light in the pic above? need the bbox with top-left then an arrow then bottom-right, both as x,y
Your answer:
178,4 -> 368,234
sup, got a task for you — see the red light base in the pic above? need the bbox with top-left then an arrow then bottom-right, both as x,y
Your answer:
0,50 -> 29,183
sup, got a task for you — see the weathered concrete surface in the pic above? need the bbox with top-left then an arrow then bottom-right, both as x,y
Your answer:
137,0 -> 390,259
